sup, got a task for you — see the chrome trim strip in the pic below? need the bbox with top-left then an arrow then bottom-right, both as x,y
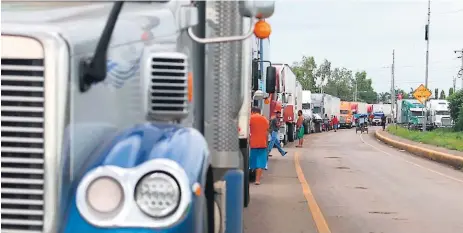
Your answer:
2,27 -> 70,233
76,157 -> 192,228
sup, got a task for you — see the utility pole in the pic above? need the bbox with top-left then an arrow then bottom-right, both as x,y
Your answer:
391,49 -> 395,124
423,0 -> 431,132
455,48 -> 463,90
453,76 -> 457,93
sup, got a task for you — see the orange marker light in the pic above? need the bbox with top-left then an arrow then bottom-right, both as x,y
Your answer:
254,20 -> 271,39
192,183 -> 201,197
188,72 -> 193,102
264,98 -> 270,104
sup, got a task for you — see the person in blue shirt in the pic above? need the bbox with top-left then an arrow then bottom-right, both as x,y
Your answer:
268,111 -> 287,157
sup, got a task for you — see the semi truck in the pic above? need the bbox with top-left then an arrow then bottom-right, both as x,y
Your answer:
311,93 -> 340,132
302,90 -> 315,134
271,64 -> 302,145
373,103 -> 392,123
328,95 -> 341,119
355,102 -> 368,114
427,99 -> 452,128
397,99 -> 434,130
339,101 -> 353,128
1,1 -> 275,233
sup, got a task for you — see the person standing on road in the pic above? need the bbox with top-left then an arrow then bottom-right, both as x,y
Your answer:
332,115 -> 339,132
296,110 -> 305,148
381,115 -> 387,131
249,107 -> 269,185
268,111 -> 287,157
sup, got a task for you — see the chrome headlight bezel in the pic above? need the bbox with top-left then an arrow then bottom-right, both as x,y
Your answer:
76,158 -> 192,228
134,171 -> 182,218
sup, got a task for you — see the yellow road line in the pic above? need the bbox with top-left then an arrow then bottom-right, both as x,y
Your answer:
294,152 -> 332,233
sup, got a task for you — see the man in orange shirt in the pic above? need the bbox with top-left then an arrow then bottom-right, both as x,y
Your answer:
249,107 -> 269,185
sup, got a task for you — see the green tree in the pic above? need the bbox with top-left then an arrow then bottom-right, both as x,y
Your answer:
323,67 -> 354,101
379,92 -> 392,103
395,88 -> 408,100
449,87 -> 454,96
439,90 -> 446,99
315,59 -> 332,90
291,55 -> 378,103
353,71 -> 377,103
407,87 -> 414,99
447,90 -> 463,130
291,56 -> 318,92
455,103 -> 463,131
434,88 -> 439,99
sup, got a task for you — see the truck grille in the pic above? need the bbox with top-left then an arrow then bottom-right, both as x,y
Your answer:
148,53 -> 188,120
339,116 -> 346,123
1,58 -> 45,233
417,117 -> 425,124
441,117 -> 451,126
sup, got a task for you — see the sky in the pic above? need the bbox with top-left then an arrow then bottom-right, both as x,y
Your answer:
267,0 -> 463,94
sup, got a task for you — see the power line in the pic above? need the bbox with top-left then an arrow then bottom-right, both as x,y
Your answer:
435,8 -> 463,15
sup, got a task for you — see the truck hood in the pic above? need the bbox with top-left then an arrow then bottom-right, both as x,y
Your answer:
312,113 -> 323,120
302,109 -> 312,118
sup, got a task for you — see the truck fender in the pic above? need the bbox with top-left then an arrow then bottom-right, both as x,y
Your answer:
61,123 -> 210,233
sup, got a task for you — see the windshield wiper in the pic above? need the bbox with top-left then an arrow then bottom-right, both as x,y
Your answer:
80,2 -> 125,92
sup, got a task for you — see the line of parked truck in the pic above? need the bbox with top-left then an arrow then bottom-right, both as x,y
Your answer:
395,99 -> 453,130
300,93 -> 393,134
299,95 -> 453,134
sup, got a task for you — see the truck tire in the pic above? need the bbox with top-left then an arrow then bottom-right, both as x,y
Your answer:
287,123 -> 294,142
240,144 -> 250,208
303,122 -> 309,134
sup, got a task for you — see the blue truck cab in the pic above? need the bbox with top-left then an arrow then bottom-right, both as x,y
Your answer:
1,1 -> 275,233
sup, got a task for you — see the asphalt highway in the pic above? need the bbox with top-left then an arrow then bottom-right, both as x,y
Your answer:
244,127 -> 463,233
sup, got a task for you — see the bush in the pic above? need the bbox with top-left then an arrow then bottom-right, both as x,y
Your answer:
387,126 -> 463,151
455,103 -> 463,131
447,90 -> 463,131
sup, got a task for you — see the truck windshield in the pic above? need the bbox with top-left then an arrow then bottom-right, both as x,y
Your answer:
411,111 -> 424,117
302,103 -> 310,109
313,107 -> 321,114
436,111 -> 450,115
340,110 -> 349,114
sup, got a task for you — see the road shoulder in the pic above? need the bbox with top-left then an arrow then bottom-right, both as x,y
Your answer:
243,148 -> 318,233
375,129 -> 463,168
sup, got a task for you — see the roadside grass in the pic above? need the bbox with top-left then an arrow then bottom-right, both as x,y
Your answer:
387,126 -> 463,152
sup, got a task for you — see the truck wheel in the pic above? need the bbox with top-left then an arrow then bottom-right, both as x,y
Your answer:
304,123 -> 309,134
240,146 -> 250,208
287,123 -> 294,142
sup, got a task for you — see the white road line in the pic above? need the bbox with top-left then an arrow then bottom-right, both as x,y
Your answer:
359,133 -> 463,184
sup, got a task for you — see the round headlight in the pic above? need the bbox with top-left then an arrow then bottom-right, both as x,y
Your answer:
86,176 -> 124,213
135,172 -> 181,218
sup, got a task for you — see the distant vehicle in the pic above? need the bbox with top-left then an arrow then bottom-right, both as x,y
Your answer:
302,90 -> 315,134
397,99 -> 434,130
311,93 -> 340,133
271,64 -> 303,144
339,101 -> 353,128
427,99 -> 452,128
371,112 -> 385,126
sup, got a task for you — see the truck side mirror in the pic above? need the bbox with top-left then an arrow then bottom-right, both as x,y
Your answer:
252,59 -> 259,91
266,66 -> 276,93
